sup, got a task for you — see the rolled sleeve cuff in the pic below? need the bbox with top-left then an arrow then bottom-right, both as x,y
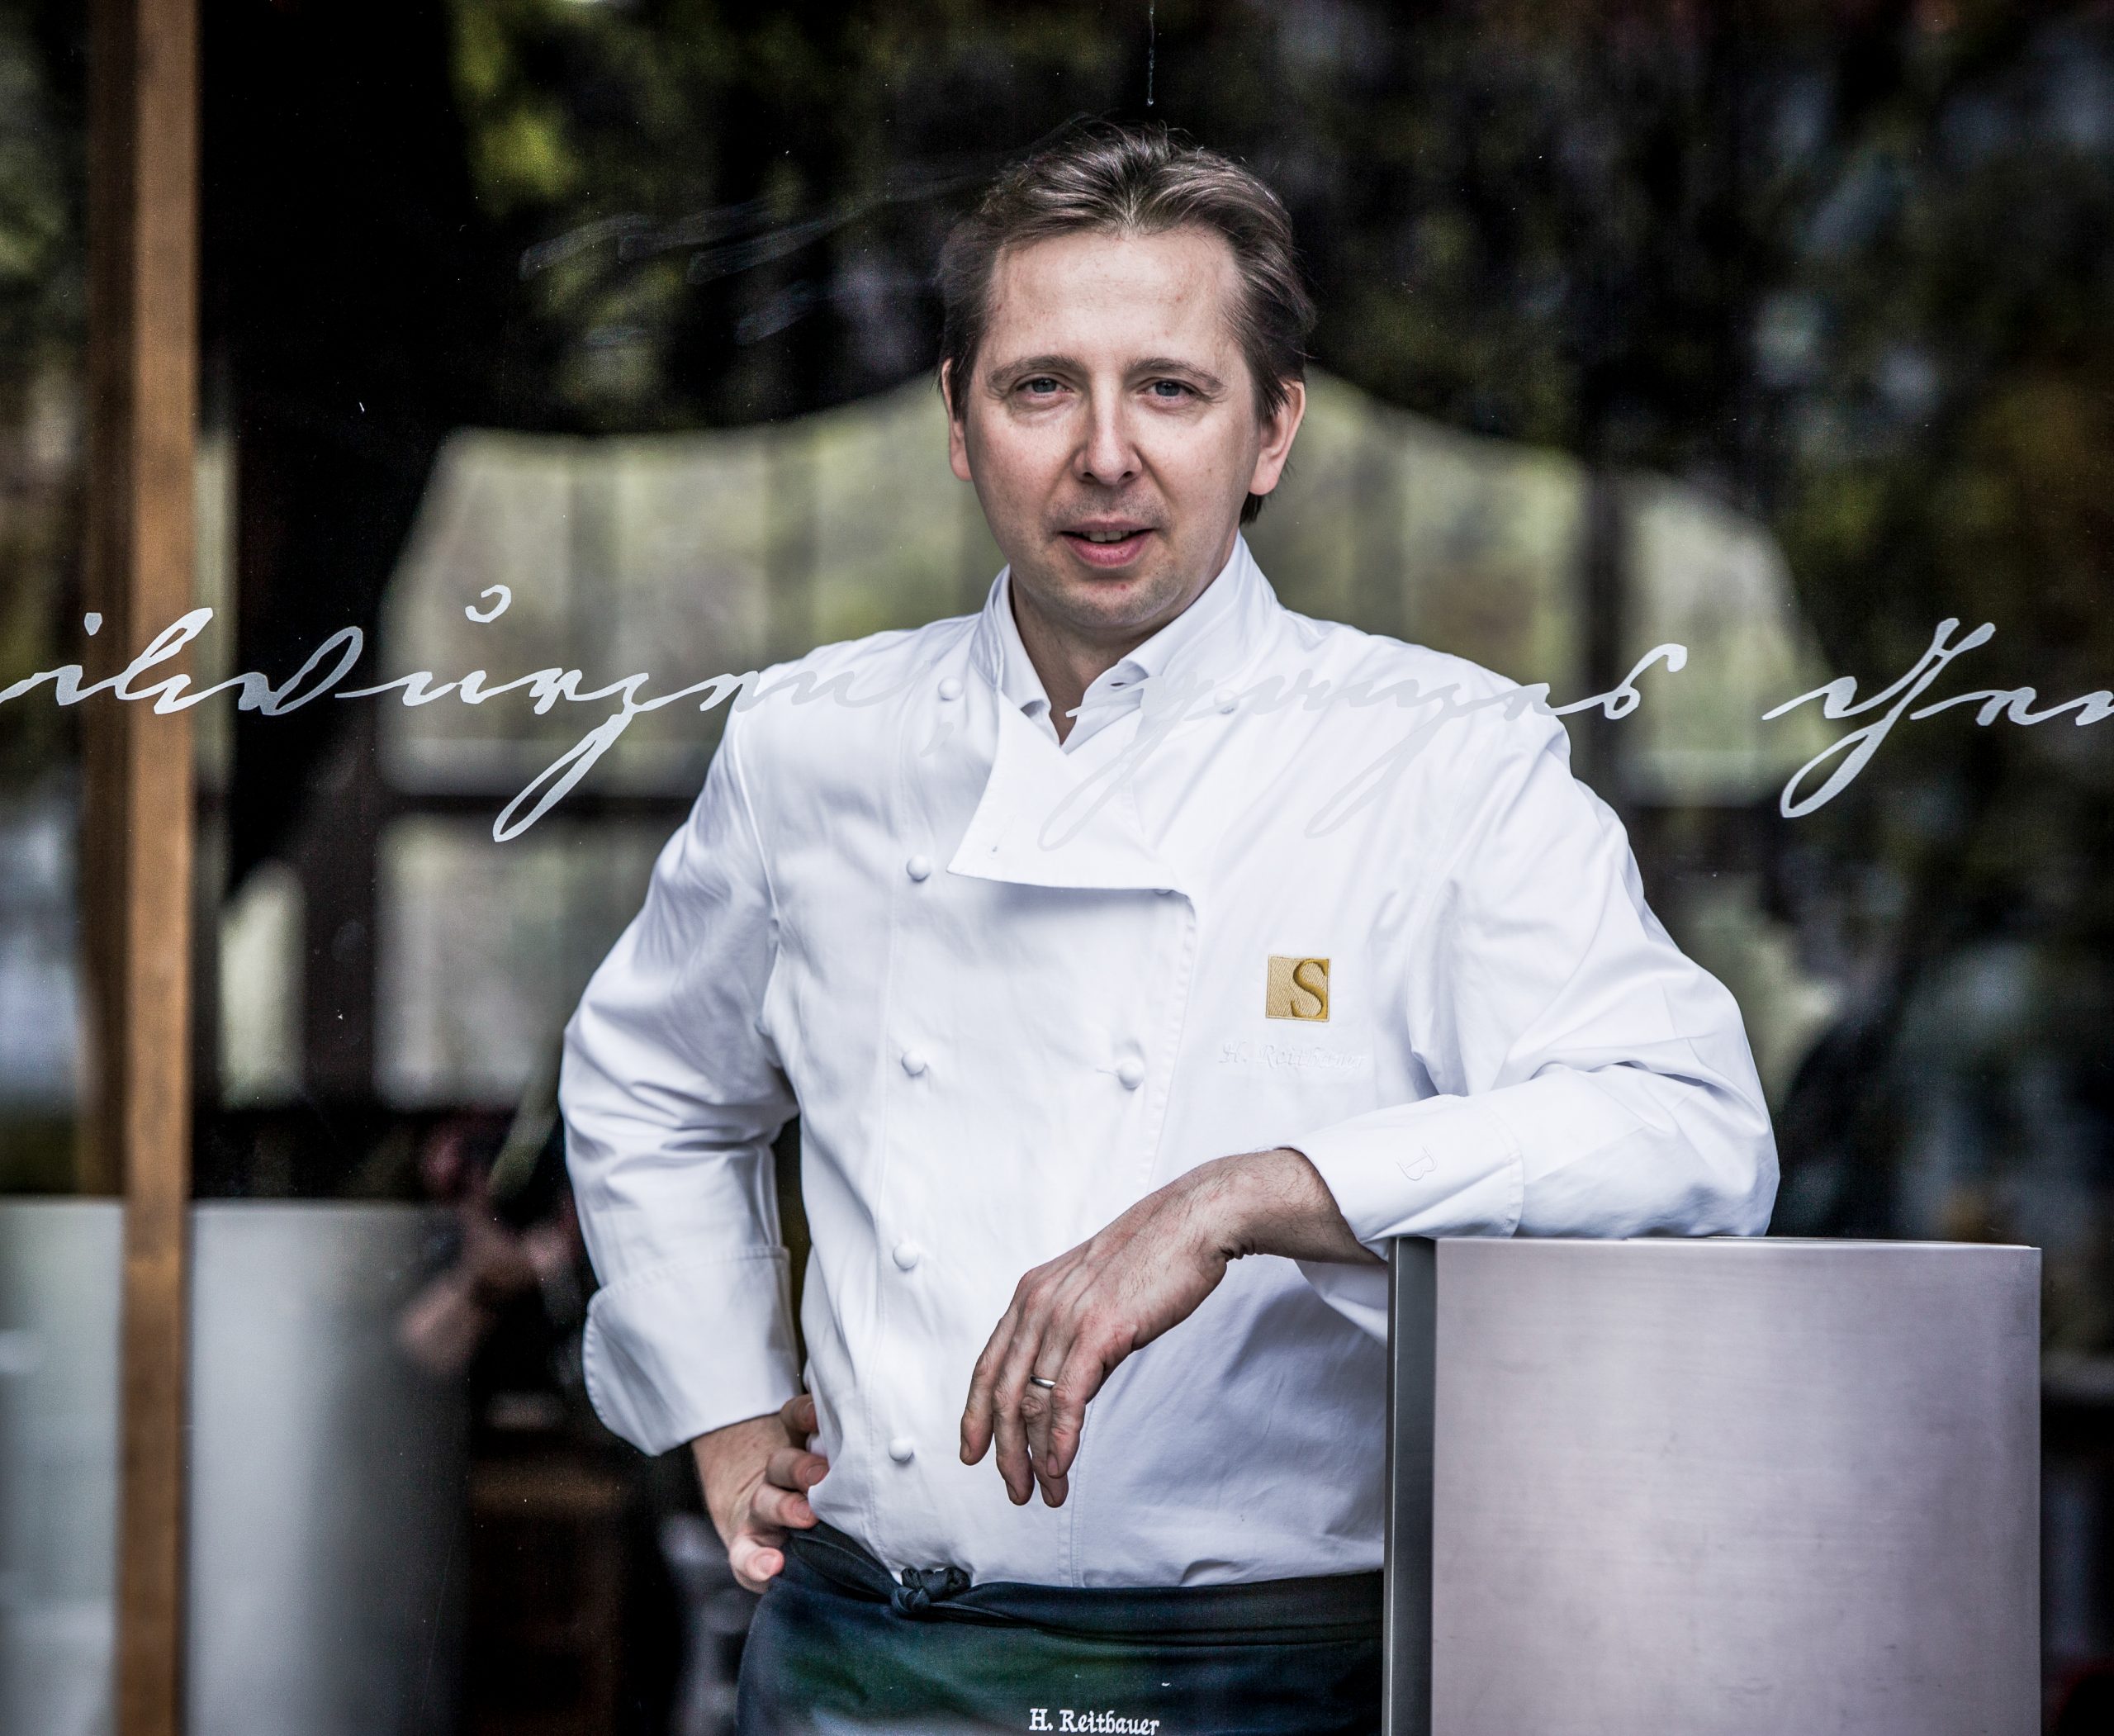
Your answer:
580,1249 -> 801,1455
1290,1093 -> 1525,1250
1289,1095 -> 1524,1343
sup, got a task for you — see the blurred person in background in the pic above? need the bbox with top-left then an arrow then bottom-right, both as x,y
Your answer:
395,1108 -> 585,1393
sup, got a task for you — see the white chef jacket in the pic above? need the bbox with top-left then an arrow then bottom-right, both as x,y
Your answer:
559,534 -> 1777,1589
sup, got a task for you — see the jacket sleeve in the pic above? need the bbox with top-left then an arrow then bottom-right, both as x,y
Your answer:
558,709 -> 802,1453
1289,706 -> 1779,1340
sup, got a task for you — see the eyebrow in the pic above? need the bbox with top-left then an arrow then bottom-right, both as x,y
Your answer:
985,353 -> 1074,384
1132,357 -> 1225,391
984,354 -> 1227,392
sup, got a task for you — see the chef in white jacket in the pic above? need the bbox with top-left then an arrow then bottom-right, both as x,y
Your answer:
561,121 -> 1776,1736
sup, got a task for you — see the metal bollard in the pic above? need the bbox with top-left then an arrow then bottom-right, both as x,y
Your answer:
1383,1236 -> 2040,1736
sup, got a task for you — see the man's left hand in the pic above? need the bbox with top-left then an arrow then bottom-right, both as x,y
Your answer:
958,1145 -> 1377,1507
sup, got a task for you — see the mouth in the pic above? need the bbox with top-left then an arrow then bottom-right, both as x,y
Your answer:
1057,521 -> 1155,571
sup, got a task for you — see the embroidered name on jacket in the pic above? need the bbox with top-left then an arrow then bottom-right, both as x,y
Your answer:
1263,955 -> 1330,1020
1219,1037 -> 1370,1076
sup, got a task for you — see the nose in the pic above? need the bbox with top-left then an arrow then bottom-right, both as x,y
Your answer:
1074,391 -> 1140,490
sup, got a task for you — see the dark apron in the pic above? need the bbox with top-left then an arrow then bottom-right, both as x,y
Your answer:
736,1520 -> 1383,1736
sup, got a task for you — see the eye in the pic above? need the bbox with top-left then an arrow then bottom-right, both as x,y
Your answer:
1017,376 -> 1064,397
1147,378 -> 1195,401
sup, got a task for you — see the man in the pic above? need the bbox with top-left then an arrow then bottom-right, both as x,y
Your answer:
561,122 -> 1776,1735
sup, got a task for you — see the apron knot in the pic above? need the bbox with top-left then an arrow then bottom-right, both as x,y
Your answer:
891,1563 -> 972,1617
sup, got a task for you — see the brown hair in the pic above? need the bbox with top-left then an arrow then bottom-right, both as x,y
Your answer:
936,121 -> 1315,525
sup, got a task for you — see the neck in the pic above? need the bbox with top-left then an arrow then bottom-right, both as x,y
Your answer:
1007,586 -> 1140,744
1010,530 -> 1239,743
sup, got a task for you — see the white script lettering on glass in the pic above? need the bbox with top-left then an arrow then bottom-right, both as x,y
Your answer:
1765,616 -> 2113,818
4,608 -> 2105,842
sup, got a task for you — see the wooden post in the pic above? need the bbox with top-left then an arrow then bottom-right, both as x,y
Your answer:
83,1 -> 198,1732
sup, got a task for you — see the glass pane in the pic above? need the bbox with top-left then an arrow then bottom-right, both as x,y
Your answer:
6,2 -> 2102,1729
0,7 -> 100,1733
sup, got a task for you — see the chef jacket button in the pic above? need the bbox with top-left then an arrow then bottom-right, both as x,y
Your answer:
889,1435 -> 917,1463
1216,688 -> 1239,714
905,853 -> 932,881
892,1239 -> 922,1271
938,676 -> 964,701
1116,1057 -> 1146,1090
901,1049 -> 928,1077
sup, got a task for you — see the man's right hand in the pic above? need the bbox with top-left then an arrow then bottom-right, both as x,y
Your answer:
690,1392 -> 830,1593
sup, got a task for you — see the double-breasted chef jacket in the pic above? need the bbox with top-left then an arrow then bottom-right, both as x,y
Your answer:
560,534 -> 1778,1590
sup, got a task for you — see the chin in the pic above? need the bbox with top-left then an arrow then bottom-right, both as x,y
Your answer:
1066,576 -> 1184,630
1013,540 -> 1186,625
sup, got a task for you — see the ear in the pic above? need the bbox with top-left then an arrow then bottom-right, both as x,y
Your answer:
942,361 -> 974,484
1245,377 -> 1307,500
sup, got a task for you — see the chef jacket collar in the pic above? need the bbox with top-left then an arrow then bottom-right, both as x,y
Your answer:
974,533 -> 1273,737
984,534 -> 1251,752
950,535 -> 1280,896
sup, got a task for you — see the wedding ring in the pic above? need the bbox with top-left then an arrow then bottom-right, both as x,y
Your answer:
1026,1374 -> 1058,1390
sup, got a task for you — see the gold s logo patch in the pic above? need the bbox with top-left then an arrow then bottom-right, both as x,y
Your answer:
1264,956 -> 1330,1022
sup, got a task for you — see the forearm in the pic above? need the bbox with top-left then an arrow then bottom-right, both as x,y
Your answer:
961,1145 -> 1380,1508
691,1408 -> 780,1485
1292,1063 -> 1775,1252
1505,1063 -> 1776,1237
1190,1145 -> 1382,1266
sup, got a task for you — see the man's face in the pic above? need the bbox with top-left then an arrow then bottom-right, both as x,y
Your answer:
946,225 -> 1304,652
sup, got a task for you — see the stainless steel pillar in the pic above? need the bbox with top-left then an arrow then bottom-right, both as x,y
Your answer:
0,1200 -> 122,1736
1,1200 -> 469,1736
187,1202 -> 467,1736
1384,1236 -> 2040,1736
